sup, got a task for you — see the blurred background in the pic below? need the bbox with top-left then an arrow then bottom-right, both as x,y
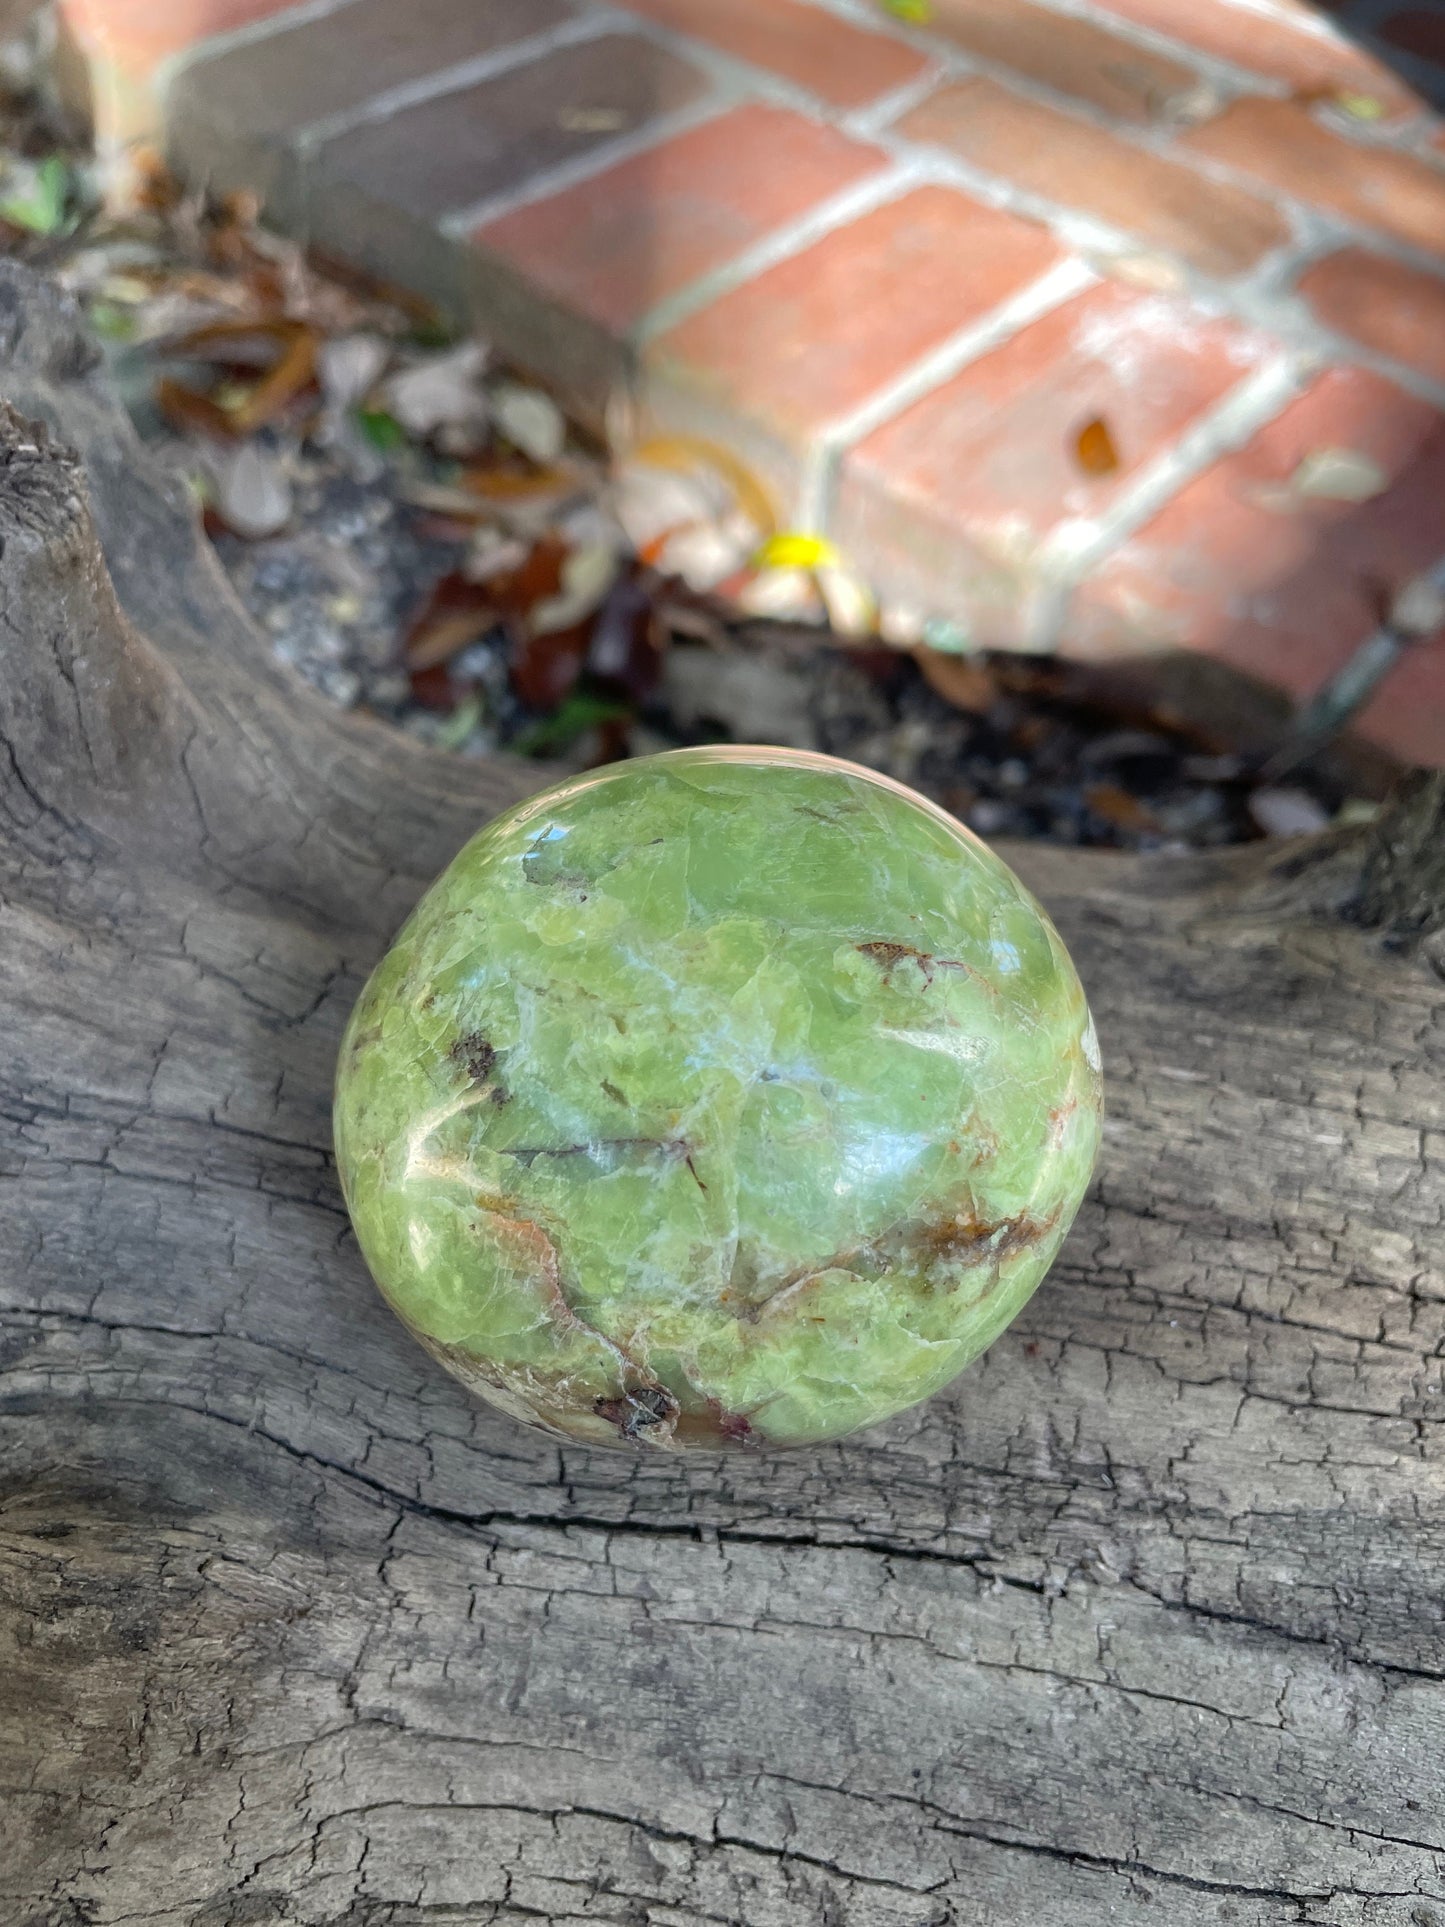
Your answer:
3,0 -> 1444,847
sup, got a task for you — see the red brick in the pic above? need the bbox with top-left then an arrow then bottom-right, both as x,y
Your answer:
922,0 -> 1211,123
313,33 -> 709,220
612,0 -> 929,108
168,0 -> 580,140
1299,248 -> 1445,387
651,186 -> 1061,442
475,105 -> 888,337
1354,632 -> 1445,770
1379,9 -> 1445,68
1088,0 -> 1423,118
833,282 -> 1276,642
1183,98 -> 1445,255
897,78 -> 1289,277
1257,0 -> 1354,14
61,0 -> 297,73
1071,368 -> 1445,766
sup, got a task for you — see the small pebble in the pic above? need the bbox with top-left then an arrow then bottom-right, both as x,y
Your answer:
969,799 -> 1011,835
1250,787 -> 1330,838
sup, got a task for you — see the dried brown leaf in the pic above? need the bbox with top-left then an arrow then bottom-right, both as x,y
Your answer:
913,647 -> 997,715
405,606 -> 497,672
493,536 -> 570,622
169,315 -> 298,358
512,623 -> 590,712
154,375 -> 235,440
228,324 -> 319,432
1074,416 -> 1121,477
587,565 -> 667,703
408,661 -> 461,710
156,318 -> 319,436
1083,782 -> 1156,832
459,462 -> 576,502
403,570 -> 502,670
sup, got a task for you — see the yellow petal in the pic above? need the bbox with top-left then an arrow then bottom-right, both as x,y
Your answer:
753,531 -> 843,572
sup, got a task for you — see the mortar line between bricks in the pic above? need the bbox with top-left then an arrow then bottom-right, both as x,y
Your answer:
453,0 -> 1433,316
873,116 -> 1445,367
831,0 -> 1436,186
1204,0 -> 1374,33
596,11 -> 847,116
1189,213 -> 1445,371
813,0 -> 1258,113
1310,98 -> 1439,153
605,0 -> 1249,170
430,7 -> 849,240
629,166 -> 925,343
1405,116 -> 1445,161
1294,333 -> 1445,412
799,255 -> 1100,534
436,94 -> 741,239
984,0 -> 1345,85
1028,354 -> 1309,645
158,0 -> 366,91
820,0 -> 1383,96
855,77 -> 1437,291
1145,131 -> 1445,282
819,0 -> 1315,41
450,70 -> 1445,429
1051,351 -> 1309,569
862,112 -> 1403,318
849,41 -> 1224,150
862,131 -> 1190,276
1191,0 -> 1363,33
602,11 -> 1027,176
289,10 -> 629,150
845,67 -> 949,140
845,63 -> 1320,231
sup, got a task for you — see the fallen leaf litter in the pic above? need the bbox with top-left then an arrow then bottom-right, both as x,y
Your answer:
0,38 -> 1390,850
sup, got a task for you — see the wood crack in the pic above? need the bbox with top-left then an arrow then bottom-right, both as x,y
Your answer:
2,261 -> 1443,1924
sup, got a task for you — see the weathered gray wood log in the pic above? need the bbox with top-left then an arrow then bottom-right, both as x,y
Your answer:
1,260 -> 1443,1927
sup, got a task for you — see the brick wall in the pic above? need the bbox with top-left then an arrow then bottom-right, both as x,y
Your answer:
54,0 -> 1445,763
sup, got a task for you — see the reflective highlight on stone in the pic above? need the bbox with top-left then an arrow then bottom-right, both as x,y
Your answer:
334,748 -> 1102,1450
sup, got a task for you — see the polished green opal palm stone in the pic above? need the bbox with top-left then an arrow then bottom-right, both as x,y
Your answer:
334,747 -> 1102,1450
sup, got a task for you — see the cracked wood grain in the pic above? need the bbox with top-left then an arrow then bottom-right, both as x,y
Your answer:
0,260 -> 1442,1927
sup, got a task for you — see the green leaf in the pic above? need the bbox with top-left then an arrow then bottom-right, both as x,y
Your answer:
0,155 -> 72,235
86,300 -> 138,341
881,0 -> 932,20
511,692 -> 628,757
435,692 -> 484,751
356,408 -> 407,451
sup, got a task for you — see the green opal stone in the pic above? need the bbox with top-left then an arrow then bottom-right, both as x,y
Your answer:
334,747 -> 1102,1450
